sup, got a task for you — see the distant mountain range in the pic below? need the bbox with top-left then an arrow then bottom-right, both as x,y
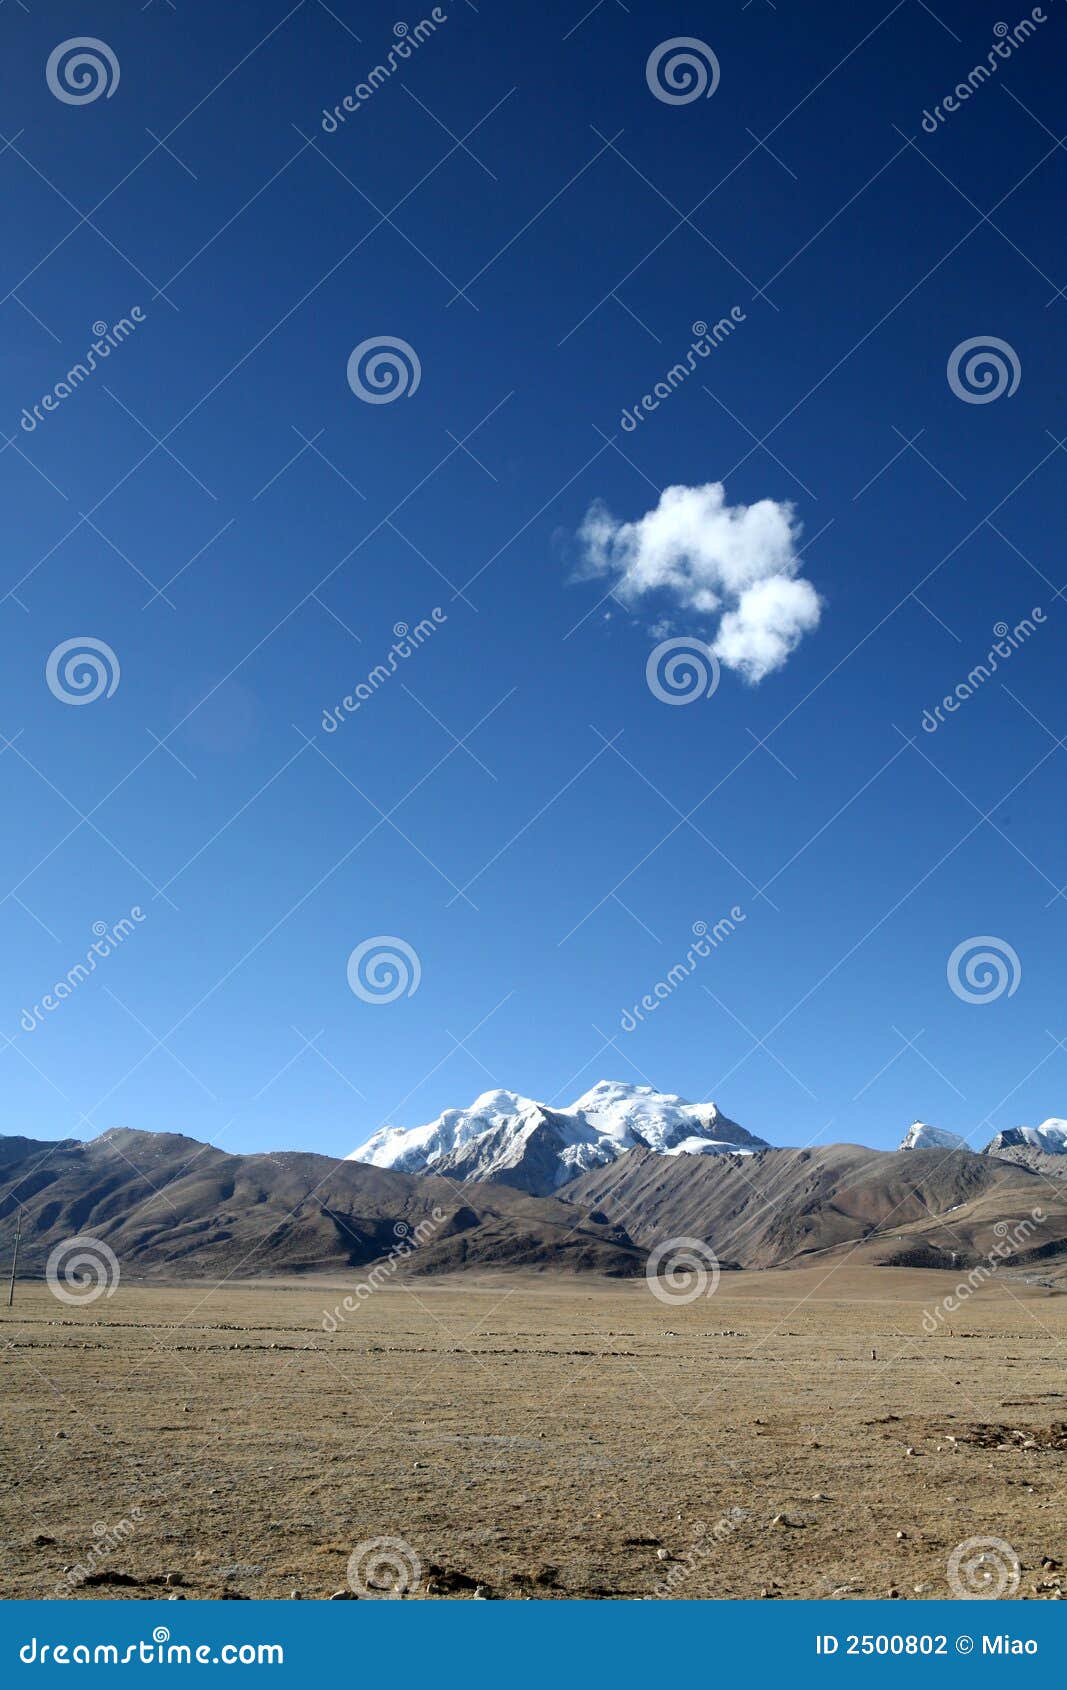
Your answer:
3,1083 -> 1067,1284
352,1081 -> 1066,1197
352,1080 -> 766,1196
899,1117 -> 1067,1181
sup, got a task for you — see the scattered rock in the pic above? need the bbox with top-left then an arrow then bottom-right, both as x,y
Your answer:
656,1547 -> 670,1562
473,1586 -> 490,1599
33,1534 -> 56,1547
329,1589 -> 356,1600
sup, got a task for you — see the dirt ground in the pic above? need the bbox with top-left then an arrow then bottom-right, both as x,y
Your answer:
1,1267 -> 1064,1600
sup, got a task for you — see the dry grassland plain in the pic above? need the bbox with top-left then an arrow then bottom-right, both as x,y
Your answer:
1,1268 -> 1064,1601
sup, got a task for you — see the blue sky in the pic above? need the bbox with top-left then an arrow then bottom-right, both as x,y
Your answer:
1,0 -> 1064,1158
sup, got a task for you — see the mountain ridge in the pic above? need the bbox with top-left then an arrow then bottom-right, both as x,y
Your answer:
3,1115 -> 1067,1283
352,1079 -> 768,1196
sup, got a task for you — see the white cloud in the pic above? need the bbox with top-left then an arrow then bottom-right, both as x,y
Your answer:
576,482 -> 822,682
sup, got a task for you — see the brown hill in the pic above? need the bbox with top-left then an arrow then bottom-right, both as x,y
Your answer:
566,1144 -> 1067,1272
0,1128 -> 641,1282
5,1129 -> 1067,1284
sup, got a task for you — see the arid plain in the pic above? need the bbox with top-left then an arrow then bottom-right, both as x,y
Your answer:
2,1267 -> 1064,1601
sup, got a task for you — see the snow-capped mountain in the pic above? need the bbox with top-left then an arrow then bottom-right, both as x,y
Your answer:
985,1120 -> 1067,1156
897,1118 -> 1067,1169
350,1080 -> 768,1196
899,1121 -> 967,1152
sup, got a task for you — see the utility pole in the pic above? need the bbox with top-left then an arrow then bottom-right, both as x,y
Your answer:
6,1206 -> 22,1308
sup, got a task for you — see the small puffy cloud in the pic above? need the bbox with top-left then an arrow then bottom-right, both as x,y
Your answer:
576,481 -> 822,682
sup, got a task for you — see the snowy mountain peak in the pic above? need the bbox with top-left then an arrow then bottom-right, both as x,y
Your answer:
986,1120 -> 1067,1156
899,1121 -> 967,1152
350,1080 -> 768,1196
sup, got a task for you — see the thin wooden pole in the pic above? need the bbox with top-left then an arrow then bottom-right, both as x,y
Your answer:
6,1206 -> 22,1307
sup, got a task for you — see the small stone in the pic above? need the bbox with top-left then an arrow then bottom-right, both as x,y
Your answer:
33,1534 -> 56,1547
905,1447 -> 917,1457
290,1591 -> 301,1600
473,1586 -> 490,1599
896,1531 -> 907,1540
656,1547 -> 670,1561
55,1431 -> 66,1440
330,1589 -> 356,1600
